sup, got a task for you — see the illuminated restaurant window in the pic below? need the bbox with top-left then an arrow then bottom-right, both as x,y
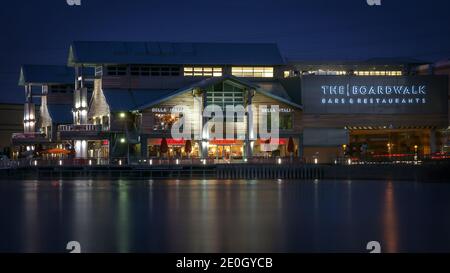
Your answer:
184,67 -> 222,77
232,67 -> 274,78
305,70 -> 346,75
153,113 -> 181,131
355,70 -> 402,76
283,71 -> 290,78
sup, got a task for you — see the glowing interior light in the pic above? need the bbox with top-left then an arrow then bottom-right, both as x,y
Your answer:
347,158 -> 352,165
176,159 -> 179,165
34,160 -> 38,166
149,159 -> 153,165
314,158 -> 318,164
89,160 -> 92,166
277,158 -> 282,165
118,160 -> 122,166
59,160 -> 63,166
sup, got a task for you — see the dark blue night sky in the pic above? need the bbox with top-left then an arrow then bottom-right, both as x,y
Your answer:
1,0 -> 449,103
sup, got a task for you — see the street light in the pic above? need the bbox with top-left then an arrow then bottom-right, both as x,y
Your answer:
414,145 -> 419,162
120,138 -> 126,143
119,112 -> 126,119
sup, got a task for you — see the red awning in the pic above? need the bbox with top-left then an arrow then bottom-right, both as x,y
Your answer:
209,139 -> 244,145
257,138 -> 287,145
148,138 -> 186,146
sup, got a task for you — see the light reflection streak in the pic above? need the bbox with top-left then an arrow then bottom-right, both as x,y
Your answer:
382,181 -> 399,253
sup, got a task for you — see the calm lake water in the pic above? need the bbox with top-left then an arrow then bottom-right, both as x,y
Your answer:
1,179 -> 450,253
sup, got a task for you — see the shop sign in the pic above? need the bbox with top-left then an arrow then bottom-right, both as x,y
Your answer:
151,106 -> 185,113
302,76 -> 448,114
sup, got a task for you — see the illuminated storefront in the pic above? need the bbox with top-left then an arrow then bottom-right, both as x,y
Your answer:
15,41 -> 448,164
300,74 -> 449,163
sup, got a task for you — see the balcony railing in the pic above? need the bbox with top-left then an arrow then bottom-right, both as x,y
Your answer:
58,124 -> 105,140
58,124 -> 102,132
11,132 -> 49,144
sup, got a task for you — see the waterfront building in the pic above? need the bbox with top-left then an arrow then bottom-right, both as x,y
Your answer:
12,42 -> 450,164
415,59 -> 450,154
11,65 -> 93,159
64,42 -> 302,162
289,58 -> 449,163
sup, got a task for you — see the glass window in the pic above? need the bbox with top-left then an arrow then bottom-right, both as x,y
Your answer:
206,82 -> 244,109
184,67 -> 222,77
232,67 -> 273,78
130,65 -> 180,76
107,65 -> 127,76
280,113 -> 293,130
153,113 -> 181,131
355,70 -> 402,76
265,112 -> 293,130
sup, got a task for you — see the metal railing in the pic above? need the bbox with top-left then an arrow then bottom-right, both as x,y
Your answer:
11,132 -> 47,140
10,156 -> 303,167
6,154 -> 449,169
58,124 -> 102,132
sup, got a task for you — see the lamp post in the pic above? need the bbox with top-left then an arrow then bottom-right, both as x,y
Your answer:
387,143 -> 392,159
119,112 -> 130,164
414,145 -> 418,162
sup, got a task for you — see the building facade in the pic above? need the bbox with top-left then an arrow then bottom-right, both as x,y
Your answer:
12,42 -> 450,164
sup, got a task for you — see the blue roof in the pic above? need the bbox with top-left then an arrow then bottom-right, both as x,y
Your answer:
47,104 -> 73,124
19,65 -> 74,86
103,76 -> 301,112
68,41 -> 285,66
102,89 -> 177,111
255,81 -> 292,101
137,75 -> 302,110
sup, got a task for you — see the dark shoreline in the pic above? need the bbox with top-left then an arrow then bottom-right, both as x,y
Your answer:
0,163 -> 449,182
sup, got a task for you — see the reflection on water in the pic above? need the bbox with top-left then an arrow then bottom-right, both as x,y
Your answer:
1,179 -> 450,253
383,181 -> 398,253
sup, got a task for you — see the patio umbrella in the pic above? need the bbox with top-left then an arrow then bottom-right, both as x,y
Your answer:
44,148 -> 71,155
160,137 -> 168,155
184,140 -> 192,158
287,137 -> 295,161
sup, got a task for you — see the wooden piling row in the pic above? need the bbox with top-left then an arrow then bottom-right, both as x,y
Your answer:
0,164 -> 323,180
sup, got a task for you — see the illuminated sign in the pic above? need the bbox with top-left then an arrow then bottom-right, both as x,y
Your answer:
151,106 -> 185,113
261,107 -> 293,113
302,76 -> 448,114
319,84 -> 427,105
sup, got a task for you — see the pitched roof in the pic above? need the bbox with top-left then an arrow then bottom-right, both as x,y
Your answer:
47,104 -> 73,124
136,75 -> 302,110
102,89 -> 177,111
135,75 -> 260,110
19,65 -> 74,86
68,41 -> 285,66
